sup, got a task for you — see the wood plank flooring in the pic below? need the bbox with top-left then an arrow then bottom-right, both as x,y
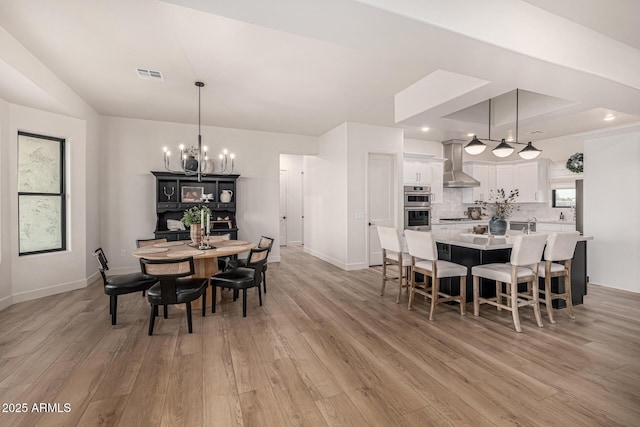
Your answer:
1,246 -> 639,426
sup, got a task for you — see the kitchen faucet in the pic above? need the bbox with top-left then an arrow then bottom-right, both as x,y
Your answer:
526,217 -> 537,234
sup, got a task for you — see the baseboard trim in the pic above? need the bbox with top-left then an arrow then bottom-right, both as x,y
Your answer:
11,277 -> 89,304
303,247 -> 347,270
0,294 -> 13,312
345,262 -> 368,271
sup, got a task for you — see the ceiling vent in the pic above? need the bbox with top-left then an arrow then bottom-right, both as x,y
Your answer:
136,68 -> 164,81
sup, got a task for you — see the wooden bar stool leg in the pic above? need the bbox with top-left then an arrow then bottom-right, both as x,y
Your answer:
380,254 -> 387,296
496,281 -> 502,311
473,276 -> 480,316
429,277 -> 439,321
459,276 -> 466,316
545,274 -> 555,324
565,260 -> 576,320
532,280 -> 544,328
395,259 -> 403,304
510,282 -> 522,333
407,268 -> 415,310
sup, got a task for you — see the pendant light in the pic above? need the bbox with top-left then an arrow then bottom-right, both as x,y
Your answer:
464,89 -> 542,159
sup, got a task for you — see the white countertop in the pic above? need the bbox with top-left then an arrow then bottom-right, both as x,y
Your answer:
431,229 -> 592,251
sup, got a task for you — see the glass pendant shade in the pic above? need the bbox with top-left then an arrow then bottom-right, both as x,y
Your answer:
464,135 -> 486,155
518,141 -> 541,159
492,139 -> 515,157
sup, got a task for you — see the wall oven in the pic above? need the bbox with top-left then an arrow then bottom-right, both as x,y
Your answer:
404,185 -> 432,231
404,185 -> 431,207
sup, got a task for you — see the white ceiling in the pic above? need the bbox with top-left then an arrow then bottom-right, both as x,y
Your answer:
0,0 -> 639,143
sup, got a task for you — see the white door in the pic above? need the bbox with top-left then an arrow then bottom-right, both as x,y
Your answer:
279,170 -> 287,246
368,153 -> 395,266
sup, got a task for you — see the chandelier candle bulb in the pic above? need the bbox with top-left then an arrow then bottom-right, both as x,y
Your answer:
201,209 -> 204,229
206,214 -> 210,234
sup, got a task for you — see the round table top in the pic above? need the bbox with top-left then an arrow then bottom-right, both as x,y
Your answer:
131,240 -> 255,260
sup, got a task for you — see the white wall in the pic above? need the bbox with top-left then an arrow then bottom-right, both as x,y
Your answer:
303,123 -> 348,268
403,138 -> 443,156
0,98 -> 10,309
347,123 -> 403,269
583,131 -> 640,293
8,105 -> 90,303
279,154 -> 304,245
101,116 -> 317,273
303,122 -> 403,270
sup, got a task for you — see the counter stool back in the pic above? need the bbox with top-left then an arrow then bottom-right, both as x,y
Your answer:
472,234 -> 547,332
538,232 -> 580,323
376,226 -> 411,303
405,230 -> 468,320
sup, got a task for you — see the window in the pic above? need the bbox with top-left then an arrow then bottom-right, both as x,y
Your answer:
18,132 -> 66,255
551,188 -> 576,208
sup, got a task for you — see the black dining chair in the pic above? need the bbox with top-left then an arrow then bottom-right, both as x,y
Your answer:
94,248 -> 158,325
139,257 -> 208,335
229,236 -> 274,293
211,246 -> 269,317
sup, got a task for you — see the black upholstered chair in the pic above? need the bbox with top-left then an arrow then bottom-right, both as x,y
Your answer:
229,236 -> 274,293
136,238 -> 168,248
94,248 -> 158,325
211,246 -> 269,317
140,257 -> 208,335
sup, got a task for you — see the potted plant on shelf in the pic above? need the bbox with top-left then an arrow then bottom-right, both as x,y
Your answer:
181,206 -> 211,245
476,188 -> 519,235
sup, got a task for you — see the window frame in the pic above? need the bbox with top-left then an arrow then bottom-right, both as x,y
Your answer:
17,131 -> 66,256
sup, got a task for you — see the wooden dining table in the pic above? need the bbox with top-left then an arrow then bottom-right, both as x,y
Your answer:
131,238 -> 255,308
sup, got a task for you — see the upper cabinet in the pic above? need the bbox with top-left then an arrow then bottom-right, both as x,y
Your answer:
462,159 -> 549,204
403,154 -> 444,204
462,163 -> 496,203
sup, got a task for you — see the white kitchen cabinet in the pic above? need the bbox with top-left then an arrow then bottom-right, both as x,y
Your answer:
537,222 -> 576,232
403,158 -> 429,185
495,164 -> 516,195
403,155 -> 444,204
462,162 -> 496,203
515,160 -> 549,203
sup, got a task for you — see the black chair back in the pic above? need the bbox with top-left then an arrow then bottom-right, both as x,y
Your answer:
94,248 -> 109,283
258,236 -> 275,251
139,257 -> 196,305
246,246 -> 269,285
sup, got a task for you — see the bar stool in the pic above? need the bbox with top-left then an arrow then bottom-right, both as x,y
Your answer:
404,230 -> 468,320
472,234 -> 547,332
538,231 -> 580,324
376,226 -> 411,303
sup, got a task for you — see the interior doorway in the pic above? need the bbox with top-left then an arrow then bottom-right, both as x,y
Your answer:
280,169 -> 288,246
368,153 -> 396,266
279,154 -> 305,246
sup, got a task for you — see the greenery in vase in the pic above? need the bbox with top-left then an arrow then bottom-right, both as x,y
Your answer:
476,188 -> 519,218
181,206 -> 211,227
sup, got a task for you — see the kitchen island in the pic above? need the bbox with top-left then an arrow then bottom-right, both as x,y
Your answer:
431,230 -> 592,307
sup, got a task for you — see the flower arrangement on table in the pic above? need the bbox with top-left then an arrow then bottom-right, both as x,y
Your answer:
181,206 -> 212,227
475,188 -> 519,219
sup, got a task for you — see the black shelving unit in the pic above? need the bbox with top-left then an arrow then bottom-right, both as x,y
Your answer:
151,171 -> 239,241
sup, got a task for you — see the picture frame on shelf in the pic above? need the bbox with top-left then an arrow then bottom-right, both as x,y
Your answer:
181,186 -> 204,202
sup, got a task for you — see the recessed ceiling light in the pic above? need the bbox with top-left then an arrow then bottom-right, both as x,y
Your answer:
506,137 -> 514,142
604,115 -> 615,121
530,130 -> 544,134
467,133 -> 475,137
421,127 -> 430,132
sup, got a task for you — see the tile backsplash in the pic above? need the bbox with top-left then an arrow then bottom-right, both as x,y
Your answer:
433,188 -> 575,222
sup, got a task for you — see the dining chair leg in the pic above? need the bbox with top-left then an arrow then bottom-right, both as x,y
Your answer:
429,277 -> 439,321
258,283 -> 263,307
153,304 -> 159,317
242,289 -> 248,317
532,280 -> 544,328
510,283 -> 522,333
202,288 -> 206,316
212,285 -> 217,314
163,305 -> 168,319
110,295 -> 117,325
263,271 -> 267,293
142,290 -> 146,297
148,305 -> 156,336
473,276 -> 480,316
544,275 -> 555,324
186,301 -> 193,333
459,276 -> 466,316
233,289 -> 238,301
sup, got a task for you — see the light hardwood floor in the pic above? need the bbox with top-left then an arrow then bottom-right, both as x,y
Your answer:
1,246 -> 639,426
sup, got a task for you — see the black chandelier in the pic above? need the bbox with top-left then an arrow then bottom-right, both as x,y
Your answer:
465,89 -> 541,159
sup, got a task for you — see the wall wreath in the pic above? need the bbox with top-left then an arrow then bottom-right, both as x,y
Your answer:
566,152 -> 583,173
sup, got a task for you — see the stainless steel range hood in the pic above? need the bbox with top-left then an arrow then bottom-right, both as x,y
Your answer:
442,140 -> 480,188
